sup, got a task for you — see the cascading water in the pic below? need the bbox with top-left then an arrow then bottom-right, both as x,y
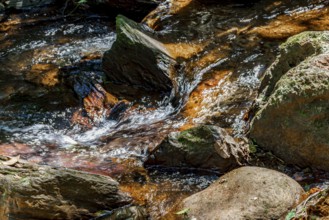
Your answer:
1,0 -> 329,218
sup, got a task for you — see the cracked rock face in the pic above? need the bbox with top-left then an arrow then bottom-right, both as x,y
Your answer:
250,31 -> 329,170
0,157 -> 131,220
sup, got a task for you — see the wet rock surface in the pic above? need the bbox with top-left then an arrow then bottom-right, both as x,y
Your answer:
250,31 -> 329,171
143,0 -> 329,134
0,0 -> 54,10
25,63 -> 60,87
173,166 -> 304,220
102,15 -> 177,94
1,0 -> 329,219
0,155 -> 131,220
146,125 -> 249,171
103,205 -> 148,220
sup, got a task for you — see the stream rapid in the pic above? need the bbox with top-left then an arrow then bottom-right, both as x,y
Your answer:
0,0 -> 329,218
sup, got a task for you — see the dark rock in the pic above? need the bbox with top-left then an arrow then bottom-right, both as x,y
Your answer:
0,156 -> 131,220
0,3 -> 4,11
173,166 -> 304,220
102,15 -> 177,94
2,0 -> 54,10
250,31 -> 329,170
146,125 -> 249,171
108,101 -> 129,121
94,0 -> 159,15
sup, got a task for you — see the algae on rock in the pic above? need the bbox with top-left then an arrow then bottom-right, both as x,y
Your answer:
147,125 -> 249,171
250,31 -> 329,170
0,156 -> 131,220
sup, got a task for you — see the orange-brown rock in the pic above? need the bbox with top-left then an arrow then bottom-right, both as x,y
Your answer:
25,63 -> 60,87
71,82 -> 129,127
249,7 -> 329,40
182,70 -> 231,127
71,109 -> 93,128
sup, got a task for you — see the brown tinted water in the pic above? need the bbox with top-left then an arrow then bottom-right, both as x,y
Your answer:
0,0 -> 329,218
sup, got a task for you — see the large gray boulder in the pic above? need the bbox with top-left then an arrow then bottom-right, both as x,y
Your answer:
0,156 -> 131,220
250,31 -> 329,170
102,15 -> 177,93
175,166 -> 304,220
146,125 -> 249,172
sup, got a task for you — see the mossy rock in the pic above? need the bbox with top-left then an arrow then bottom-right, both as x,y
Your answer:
250,31 -> 329,170
146,125 -> 249,171
0,156 -> 131,220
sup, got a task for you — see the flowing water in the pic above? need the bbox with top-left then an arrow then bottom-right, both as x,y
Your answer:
0,0 -> 329,218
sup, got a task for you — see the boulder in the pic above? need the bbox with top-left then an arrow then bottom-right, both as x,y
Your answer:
146,125 -> 249,171
0,155 -> 131,220
102,15 -> 177,94
250,31 -> 329,170
174,166 -> 304,220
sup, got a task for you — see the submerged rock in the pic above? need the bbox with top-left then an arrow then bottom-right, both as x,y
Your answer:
250,31 -> 329,170
102,15 -> 177,94
146,125 -> 249,171
67,70 -> 129,127
25,63 -> 60,87
0,155 -> 131,220
174,166 -> 304,220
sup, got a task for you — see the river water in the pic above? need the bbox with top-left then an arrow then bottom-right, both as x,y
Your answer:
0,0 -> 329,218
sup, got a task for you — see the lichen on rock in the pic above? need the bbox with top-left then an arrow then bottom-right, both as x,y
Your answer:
0,156 -> 131,220
172,166 -> 304,220
146,125 -> 249,172
250,31 -> 329,170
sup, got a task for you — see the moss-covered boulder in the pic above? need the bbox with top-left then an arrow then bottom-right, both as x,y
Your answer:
146,125 -> 249,171
102,15 -> 177,94
0,156 -> 131,220
172,166 -> 304,220
250,31 -> 329,170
